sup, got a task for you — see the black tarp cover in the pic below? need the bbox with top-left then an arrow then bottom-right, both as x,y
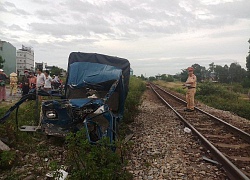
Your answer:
66,52 -> 130,98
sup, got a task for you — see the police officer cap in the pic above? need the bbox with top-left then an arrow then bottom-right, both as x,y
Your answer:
187,67 -> 194,71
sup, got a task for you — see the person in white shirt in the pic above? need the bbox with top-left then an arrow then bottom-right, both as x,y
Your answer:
52,75 -> 61,89
44,70 -> 52,92
36,68 -> 46,89
54,75 -> 60,83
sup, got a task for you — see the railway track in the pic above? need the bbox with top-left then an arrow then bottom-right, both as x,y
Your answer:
150,83 -> 250,180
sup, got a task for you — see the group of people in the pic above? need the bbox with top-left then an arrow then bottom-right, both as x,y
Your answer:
22,68 -> 62,96
1,66 -> 197,108
0,68 -> 62,102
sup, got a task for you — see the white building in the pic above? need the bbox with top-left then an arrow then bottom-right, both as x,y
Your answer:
16,45 -> 34,75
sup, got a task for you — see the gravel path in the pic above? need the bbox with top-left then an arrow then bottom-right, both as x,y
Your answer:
126,88 -> 227,180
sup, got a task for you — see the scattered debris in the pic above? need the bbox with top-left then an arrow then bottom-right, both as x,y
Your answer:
202,156 -> 220,165
124,133 -> 134,144
0,140 -> 10,151
19,126 -> 40,132
46,169 -> 68,180
184,127 -> 191,133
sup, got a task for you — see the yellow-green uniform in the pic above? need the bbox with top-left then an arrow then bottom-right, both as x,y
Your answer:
185,74 -> 197,110
10,73 -> 18,96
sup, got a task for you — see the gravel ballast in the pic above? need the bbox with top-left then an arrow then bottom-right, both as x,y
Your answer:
126,88 -> 227,179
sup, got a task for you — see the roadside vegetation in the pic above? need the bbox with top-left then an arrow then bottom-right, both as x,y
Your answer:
124,76 -> 146,123
196,82 -> 250,119
0,75 -> 146,179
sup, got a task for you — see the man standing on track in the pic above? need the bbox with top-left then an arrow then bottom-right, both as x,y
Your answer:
183,67 -> 197,112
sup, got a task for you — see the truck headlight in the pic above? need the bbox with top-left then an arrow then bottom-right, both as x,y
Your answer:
45,110 -> 57,119
82,107 -> 94,113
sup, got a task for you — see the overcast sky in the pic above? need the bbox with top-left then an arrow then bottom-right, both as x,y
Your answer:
0,0 -> 249,76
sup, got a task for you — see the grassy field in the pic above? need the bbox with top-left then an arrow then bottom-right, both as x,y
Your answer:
155,80 -> 186,95
155,80 -> 250,120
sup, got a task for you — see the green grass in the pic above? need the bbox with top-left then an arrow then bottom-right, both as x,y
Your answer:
155,80 -> 186,95
66,130 -> 133,180
195,82 -> 250,119
123,76 -> 146,123
0,100 -> 47,178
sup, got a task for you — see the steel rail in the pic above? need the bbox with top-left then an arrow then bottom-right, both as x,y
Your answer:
153,83 -> 250,144
150,83 -> 250,180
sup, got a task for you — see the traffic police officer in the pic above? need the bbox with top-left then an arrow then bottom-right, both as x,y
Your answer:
184,67 -> 197,112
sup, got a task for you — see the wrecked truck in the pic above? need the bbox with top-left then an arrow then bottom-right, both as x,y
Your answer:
41,52 -> 130,143
1,52 -> 130,144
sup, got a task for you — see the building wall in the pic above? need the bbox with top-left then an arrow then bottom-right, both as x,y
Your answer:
0,41 -> 16,76
35,62 -> 46,70
16,48 -> 34,75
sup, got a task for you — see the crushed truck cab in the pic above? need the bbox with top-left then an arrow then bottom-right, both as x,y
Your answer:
41,52 -> 130,143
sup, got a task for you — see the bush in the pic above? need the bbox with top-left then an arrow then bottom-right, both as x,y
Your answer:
241,78 -> 250,88
197,82 -> 239,101
165,76 -> 174,82
174,87 -> 186,95
0,151 -> 16,169
124,76 -> 146,122
66,129 -> 132,180
195,82 -> 250,120
231,83 -> 244,94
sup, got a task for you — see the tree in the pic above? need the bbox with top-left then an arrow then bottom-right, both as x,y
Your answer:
50,66 -> 62,76
214,65 -> 223,82
229,62 -> 243,83
214,65 -> 229,83
223,65 -> 230,83
0,55 -> 5,69
179,69 -> 188,82
179,64 -> 206,82
140,74 -> 146,80
246,38 -> 250,77
208,62 -> 215,72
161,74 -> 174,82
166,75 -> 174,82
148,76 -> 156,81
173,73 -> 181,81
160,74 -> 168,81
192,64 -> 206,82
